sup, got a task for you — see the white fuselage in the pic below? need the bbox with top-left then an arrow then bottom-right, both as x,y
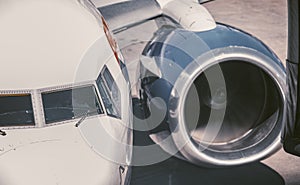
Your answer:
0,0 -> 132,184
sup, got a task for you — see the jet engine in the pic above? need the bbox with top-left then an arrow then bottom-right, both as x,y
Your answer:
140,23 -> 286,167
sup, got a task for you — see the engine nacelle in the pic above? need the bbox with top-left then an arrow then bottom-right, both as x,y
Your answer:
140,23 -> 286,167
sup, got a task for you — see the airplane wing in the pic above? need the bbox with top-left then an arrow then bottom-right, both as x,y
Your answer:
93,0 -> 216,97
93,0 -> 162,32
93,0 -> 216,33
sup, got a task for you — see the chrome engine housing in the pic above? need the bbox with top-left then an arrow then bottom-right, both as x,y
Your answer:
140,23 -> 286,167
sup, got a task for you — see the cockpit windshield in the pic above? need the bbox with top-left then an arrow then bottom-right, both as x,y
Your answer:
42,85 -> 103,124
0,94 -> 35,127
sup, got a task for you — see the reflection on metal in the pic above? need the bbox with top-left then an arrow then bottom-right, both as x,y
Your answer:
97,0 -> 162,32
140,23 -> 286,166
96,0 -> 216,33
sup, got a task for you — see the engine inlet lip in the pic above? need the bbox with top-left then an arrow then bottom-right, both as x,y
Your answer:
168,47 -> 286,166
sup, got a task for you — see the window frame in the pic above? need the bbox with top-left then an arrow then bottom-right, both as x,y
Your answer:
0,81 -> 111,130
96,66 -> 122,119
38,82 -> 105,127
0,90 -> 37,130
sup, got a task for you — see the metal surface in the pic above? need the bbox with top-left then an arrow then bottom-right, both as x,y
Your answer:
97,0 -> 161,32
95,0 -> 299,184
131,96 -> 285,184
202,1 -> 300,185
140,23 -> 286,166
96,0 -> 216,33
129,1 -> 300,185
156,0 -> 216,31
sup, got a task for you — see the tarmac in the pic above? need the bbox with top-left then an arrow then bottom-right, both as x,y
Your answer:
129,1 -> 300,185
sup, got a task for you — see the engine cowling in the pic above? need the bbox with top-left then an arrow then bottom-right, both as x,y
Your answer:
140,23 -> 286,167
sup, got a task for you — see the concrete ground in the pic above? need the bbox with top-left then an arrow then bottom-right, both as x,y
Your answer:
129,1 -> 300,185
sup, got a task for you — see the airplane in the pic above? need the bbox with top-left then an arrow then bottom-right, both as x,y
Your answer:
94,0 -> 286,167
0,0 -> 287,184
0,0 -> 132,184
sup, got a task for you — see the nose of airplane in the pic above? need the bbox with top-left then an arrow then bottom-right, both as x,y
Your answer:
0,124 -> 120,185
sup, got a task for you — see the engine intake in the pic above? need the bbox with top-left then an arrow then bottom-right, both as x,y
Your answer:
140,24 -> 286,166
187,61 -> 281,145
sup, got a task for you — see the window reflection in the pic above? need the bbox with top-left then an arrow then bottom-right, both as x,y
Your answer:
96,67 -> 121,118
42,85 -> 103,124
0,94 -> 35,127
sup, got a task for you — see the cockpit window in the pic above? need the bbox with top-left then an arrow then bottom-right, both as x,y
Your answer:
0,94 -> 35,127
96,67 -> 121,118
42,85 -> 103,124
